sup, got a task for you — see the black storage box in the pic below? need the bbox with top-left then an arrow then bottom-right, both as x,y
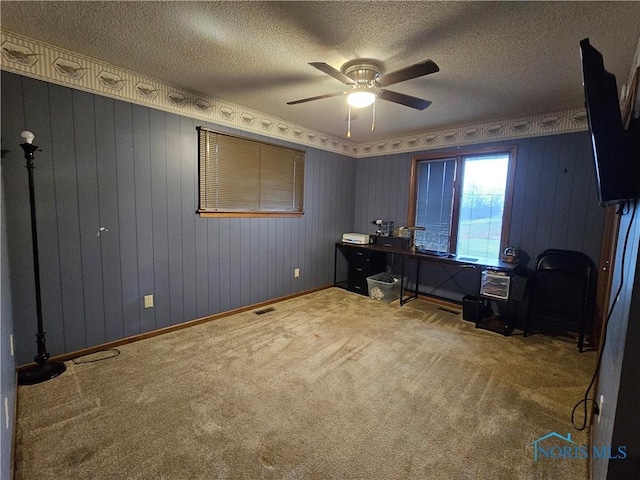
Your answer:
371,235 -> 410,249
462,295 -> 483,322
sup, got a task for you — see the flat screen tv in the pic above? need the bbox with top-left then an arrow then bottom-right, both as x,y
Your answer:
579,38 -> 640,207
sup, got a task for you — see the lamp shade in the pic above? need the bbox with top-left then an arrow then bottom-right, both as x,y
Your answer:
21,131 -> 35,144
347,91 -> 376,108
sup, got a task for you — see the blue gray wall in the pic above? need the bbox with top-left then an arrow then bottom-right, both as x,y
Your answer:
0,72 -> 356,366
2,70 -> 628,479
353,134 -> 606,301
1,160 -> 16,480
592,200 -> 640,480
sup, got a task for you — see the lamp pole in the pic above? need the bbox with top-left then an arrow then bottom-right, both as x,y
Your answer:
17,131 -> 66,385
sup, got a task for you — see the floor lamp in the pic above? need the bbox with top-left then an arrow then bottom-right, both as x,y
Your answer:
17,131 -> 66,386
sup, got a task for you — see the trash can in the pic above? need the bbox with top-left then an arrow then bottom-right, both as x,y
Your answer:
367,272 -> 404,303
462,295 -> 483,322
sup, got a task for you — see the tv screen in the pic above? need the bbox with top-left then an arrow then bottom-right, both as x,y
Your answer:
579,38 -> 640,207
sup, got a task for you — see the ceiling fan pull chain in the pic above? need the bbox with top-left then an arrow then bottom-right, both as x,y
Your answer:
371,101 -> 376,132
347,105 -> 352,138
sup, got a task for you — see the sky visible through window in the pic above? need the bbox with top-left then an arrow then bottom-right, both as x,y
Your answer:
456,155 -> 509,259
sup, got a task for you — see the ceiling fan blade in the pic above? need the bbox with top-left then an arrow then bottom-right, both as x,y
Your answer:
287,91 -> 346,105
376,59 -> 439,87
309,62 -> 356,85
378,90 -> 432,110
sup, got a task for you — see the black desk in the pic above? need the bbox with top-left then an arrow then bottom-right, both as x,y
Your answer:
334,242 -> 518,306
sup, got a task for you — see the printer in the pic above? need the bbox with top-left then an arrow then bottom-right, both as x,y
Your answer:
342,233 -> 370,245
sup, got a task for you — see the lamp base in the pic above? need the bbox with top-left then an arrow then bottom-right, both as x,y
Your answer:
18,361 -> 66,386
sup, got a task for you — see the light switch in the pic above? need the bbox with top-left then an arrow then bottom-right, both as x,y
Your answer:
144,295 -> 154,309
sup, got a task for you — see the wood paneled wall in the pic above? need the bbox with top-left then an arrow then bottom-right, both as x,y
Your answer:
1,73 -> 356,365
592,202 -> 640,480
0,160 -> 16,480
354,135 -> 606,300
0,70 -> 608,362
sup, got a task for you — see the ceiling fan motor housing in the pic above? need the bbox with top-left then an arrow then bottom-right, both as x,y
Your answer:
341,59 -> 382,87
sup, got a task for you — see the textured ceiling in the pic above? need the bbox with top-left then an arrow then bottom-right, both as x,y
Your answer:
1,1 -> 640,142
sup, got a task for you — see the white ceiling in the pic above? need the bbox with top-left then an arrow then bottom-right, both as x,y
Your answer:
2,1 -> 640,143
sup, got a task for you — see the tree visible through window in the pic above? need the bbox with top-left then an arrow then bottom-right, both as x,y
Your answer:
456,154 -> 510,258
409,147 -> 516,260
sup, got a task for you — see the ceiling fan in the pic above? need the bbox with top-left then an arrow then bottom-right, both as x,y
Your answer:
287,58 -> 439,136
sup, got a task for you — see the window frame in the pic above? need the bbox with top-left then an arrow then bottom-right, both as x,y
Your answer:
197,126 -> 305,218
407,145 -> 517,257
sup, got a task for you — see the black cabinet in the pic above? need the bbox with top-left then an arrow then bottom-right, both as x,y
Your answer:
344,246 -> 387,296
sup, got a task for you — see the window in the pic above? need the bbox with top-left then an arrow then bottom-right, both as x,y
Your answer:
408,146 -> 517,259
197,127 -> 305,217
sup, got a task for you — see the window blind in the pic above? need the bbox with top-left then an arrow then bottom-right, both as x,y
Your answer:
198,127 -> 305,215
414,159 -> 456,251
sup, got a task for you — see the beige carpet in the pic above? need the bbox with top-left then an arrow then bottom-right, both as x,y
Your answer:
14,288 -> 595,479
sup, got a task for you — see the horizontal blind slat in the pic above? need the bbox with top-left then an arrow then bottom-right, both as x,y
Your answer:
217,135 -> 260,210
293,152 -> 304,211
197,128 -> 305,214
260,144 -> 294,211
199,129 -> 217,209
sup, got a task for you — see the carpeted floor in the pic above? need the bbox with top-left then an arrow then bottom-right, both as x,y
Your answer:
15,288 -> 595,479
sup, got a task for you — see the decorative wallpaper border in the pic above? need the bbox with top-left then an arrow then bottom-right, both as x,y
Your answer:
1,30 -> 588,158
354,107 -> 589,158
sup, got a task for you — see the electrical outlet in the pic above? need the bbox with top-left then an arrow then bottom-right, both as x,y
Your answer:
4,397 -> 9,430
294,268 -> 300,278
598,395 -> 604,423
10,335 -> 14,357
144,295 -> 154,309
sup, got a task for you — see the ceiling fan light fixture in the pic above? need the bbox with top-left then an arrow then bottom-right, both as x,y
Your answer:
347,90 -> 376,108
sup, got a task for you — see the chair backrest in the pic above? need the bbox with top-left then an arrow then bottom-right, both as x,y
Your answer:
531,249 -> 595,319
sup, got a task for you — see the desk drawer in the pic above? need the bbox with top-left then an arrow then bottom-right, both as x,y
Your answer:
349,248 -> 380,268
335,244 -> 387,296
480,271 -> 511,300
347,250 -> 386,295
347,265 -> 376,295
348,279 -> 368,294
348,268 -> 370,290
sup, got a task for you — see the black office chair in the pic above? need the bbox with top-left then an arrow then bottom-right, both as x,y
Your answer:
524,249 -> 595,352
